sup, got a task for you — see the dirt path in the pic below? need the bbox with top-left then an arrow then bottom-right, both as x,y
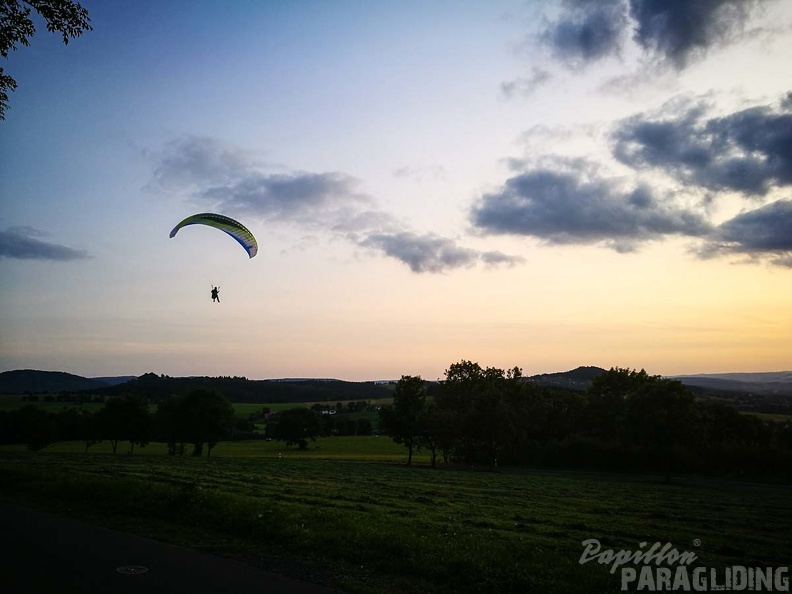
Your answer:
0,502 -> 344,594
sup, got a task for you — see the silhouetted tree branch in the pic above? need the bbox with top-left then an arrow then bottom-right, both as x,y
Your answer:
1,0 -> 92,119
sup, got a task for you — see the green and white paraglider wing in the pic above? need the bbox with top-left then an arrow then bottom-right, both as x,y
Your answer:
169,213 -> 258,258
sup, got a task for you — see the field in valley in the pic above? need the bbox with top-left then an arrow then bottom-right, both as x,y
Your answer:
1,437 -> 790,593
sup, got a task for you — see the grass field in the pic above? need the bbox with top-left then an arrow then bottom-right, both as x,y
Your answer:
744,411 -> 792,423
0,438 -> 789,593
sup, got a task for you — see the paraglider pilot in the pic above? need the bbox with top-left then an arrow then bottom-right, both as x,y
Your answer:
211,286 -> 220,303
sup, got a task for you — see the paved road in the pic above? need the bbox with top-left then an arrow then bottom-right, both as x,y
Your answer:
0,502 -> 344,594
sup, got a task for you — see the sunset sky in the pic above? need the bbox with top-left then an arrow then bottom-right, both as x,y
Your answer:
2,0 -> 791,380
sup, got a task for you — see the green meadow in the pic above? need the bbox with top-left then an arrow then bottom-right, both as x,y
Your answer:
1,438 -> 790,594
745,411 -> 792,423
1,435 -> 424,461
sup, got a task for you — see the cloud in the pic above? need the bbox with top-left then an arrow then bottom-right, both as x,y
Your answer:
151,135 -> 258,190
151,136 -> 371,224
481,250 -> 527,268
696,200 -> 792,267
629,0 -> 765,69
470,167 -> 712,250
392,164 -> 447,181
541,0 -> 628,68
612,95 -> 792,196
485,94 -> 792,268
0,227 -> 89,261
501,67 -> 552,98
537,0 -> 771,71
598,68 -> 677,98
200,171 -> 371,222
359,232 -> 524,274
152,136 -> 523,274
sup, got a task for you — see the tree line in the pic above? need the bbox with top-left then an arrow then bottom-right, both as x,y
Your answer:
5,361 -> 791,480
262,407 -> 374,449
0,391 -> 376,454
0,389 -> 237,457
379,361 -> 792,480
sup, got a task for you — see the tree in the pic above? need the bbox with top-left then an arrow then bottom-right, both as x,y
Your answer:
122,394 -> 152,454
155,390 -> 234,456
156,395 -> 188,456
432,361 -> 515,466
54,407 -> 82,440
180,389 -> 235,457
96,398 -> 125,454
584,368 -> 698,480
1,0 -> 93,119
417,401 -> 449,467
621,378 -> 697,481
379,375 -> 427,465
267,407 -> 322,450
14,405 -> 56,451
96,394 -> 151,454
472,366 -> 524,469
433,361 -> 489,465
79,409 -> 101,453
583,368 -> 652,442
356,417 -> 373,436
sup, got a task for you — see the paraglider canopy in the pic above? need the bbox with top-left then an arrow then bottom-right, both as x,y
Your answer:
169,213 -> 258,258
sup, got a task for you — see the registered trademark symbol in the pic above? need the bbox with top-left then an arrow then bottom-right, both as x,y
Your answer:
693,539 -> 701,547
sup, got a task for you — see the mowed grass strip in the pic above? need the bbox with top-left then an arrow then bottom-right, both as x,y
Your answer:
0,441 -> 790,593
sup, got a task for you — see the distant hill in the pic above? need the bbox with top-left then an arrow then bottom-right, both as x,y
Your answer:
673,371 -> 792,395
524,366 -> 607,392
0,370 -> 111,394
669,373 -> 792,415
671,372 -> 792,397
522,367 -> 792,414
677,372 -> 792,383
4,367 -> 790,413
92,376 -> 138,387
90,373 -> 394,404
0,369 -> 393,402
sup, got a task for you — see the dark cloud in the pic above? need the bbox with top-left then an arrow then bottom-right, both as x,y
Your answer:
501,67 -> 552,98
541,0 -> 628,67
0,227 -> 89,261
697,200 -> 792,267
151,135 -> 371,224
481,250 -> 526,267
470,168 -> 711,249
538,0 -> 770,71
200,171 -> 369,221
629,0 -> 764,69
612,95 -> 792,196
151,135 -> 256,190
360,232 -> 523,274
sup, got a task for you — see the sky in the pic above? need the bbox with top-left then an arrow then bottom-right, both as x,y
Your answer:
1,0 -> 791,381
